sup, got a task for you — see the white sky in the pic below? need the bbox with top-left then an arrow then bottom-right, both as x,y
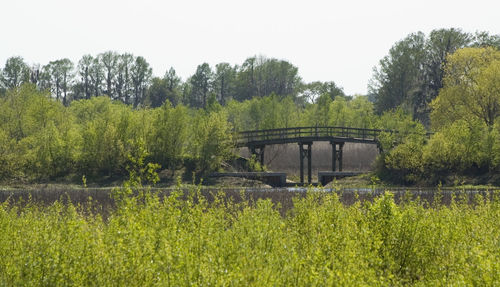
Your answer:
1,0 -> 499,95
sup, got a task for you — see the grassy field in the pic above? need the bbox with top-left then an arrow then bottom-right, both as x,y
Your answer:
1,185 -> 500,286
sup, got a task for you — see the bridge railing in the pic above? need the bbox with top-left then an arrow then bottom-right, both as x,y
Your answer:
235,126 -> 390,145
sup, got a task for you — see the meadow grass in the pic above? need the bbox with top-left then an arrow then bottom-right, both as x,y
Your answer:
1,185 -> 500,286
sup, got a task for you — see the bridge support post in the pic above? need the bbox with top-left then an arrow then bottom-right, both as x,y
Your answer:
330,142 -> 345,172
338,142 -> 344,172
299,142 -> 312,184
250,145 -> 265,166
332,142 -> 337,171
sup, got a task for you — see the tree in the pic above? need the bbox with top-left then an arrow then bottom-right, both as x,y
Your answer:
60,59 -> 74,106
234,56 -> 302,101
431,47 -> 500,129
146,77 -> 168,108
300,81 -> 345,103
163,67 -> 182,106
77,55 -> 94,100
146,68 -> 182,108
213,63 -> 236,105
255,57 -> 301,99
99,51 -> 119,99
189,63 -> 213,108
374,108 -> 426,152
369,28 -> 498,125
70,97 -> 128,176
369,32 -> 427,115
0,56 -> 30,90
180,81 -> 192,106
348,96 -> 375,129
304,93 -> 332,126
116,53 -> 135,104
42,59 -> 74,105
130,56 -> 152,108
235,57 -> 256,101
0,84 -> 77,179
89,57 -> 104,98
472,31 -> 500,49
415,28 -> 472,123
28,64 -> 41,87
189,110 -> 233,174
149,103 -> 189,170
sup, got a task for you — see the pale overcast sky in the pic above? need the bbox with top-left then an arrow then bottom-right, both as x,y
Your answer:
1,0 -> 499,95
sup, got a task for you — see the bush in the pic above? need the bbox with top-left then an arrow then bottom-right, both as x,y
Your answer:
1,190 -> 500,285
188,110 -> 234,175
148,102 -> 189,171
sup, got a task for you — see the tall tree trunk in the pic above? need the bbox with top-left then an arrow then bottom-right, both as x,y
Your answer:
56,78 -> 60,101
85,68 -> 90,99
63,73 -> 67,106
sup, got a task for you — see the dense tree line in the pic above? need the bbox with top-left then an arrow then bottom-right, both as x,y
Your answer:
381,47 -> 500,184
0,50 -> 366,183
0,85 -> 235,181
0,27 -> 499,185
0,54 -> 310,109
1,77 -> 463,185
0,83 -> 372,182
369,28 -> 499,125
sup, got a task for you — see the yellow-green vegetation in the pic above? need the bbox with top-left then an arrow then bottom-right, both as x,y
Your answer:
0,37 -> 499,186
382,47 -> 500,184
0,86 -> 234,182
0,83 -> 377,184
1,187 -> 500,286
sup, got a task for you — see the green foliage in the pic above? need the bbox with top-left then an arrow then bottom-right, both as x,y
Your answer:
370,28 -> 498,125
382,119 -> 500,184
301,95 -> 375,128
247,154 -> 265,172
126,138 -> 160,187
234,55 -> 302,101
1,190 -> 500,285
300,81 -> 345,103
423,120 -> 482,172
213,63 -> 236,105
384,139 -> 425,184
480,124 -> 500,168
0,83 -> 240,182
42,58 -> 74,105
149,102 -> 189,170
375,108 -> 426,152
2,49 -> 498,185
303,93 -> 333,126
206,93 -> 222,113
188,110 -> 234,174
145,77 -> 169,108
431,47 -> 500,129
370,32 -> 427,115
0,84 -> 79,180
0,56 -> 30,90
227,95 -> 301,131
346,96 -> 376,128
0,129 -> 22,180
188,63 -> 213,108
70,97 -> 128,176
381,47 -> 500,183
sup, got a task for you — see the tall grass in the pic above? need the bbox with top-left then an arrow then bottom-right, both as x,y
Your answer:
1,187 -> 500,286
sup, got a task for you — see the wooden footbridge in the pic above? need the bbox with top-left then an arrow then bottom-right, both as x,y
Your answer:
235,126 -> 391,184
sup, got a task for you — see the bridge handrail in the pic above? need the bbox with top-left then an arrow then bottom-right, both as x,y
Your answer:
234,126 -> 398,144
238,126 -> 386,134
